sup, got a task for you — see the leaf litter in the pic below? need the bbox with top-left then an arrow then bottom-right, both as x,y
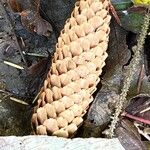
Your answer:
0,0 -> 150,149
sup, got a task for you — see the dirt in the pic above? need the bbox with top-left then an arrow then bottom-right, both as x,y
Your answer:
0,0 -> 77,135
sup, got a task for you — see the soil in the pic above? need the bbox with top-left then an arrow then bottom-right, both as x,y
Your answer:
0,0 -> 76,135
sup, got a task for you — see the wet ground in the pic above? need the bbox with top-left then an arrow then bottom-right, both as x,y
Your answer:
0,0 -> 76,135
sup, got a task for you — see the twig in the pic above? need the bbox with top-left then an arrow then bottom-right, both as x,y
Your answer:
20,37 -> 26,47
4,60 -> 24,70
107,9 -> 150,138
140,106 -> 150,113
32,91 -> 41,104
0,90 -> 11,95
10,97 -> 29,105
122,112 -> 150,125
23,51 -> 47,58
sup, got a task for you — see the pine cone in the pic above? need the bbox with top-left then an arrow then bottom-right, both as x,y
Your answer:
32,0 -> 111,137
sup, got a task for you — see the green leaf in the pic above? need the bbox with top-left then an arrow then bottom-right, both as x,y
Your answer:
111,0 -> 133,11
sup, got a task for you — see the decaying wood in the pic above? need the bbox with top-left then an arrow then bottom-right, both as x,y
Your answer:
0,136 -> 125,150
32,0 -> 111,137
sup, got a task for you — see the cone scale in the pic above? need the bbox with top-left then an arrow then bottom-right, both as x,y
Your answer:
32,0 -> 111,137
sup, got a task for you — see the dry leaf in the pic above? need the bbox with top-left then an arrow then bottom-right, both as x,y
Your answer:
116,119 -> 146,150
125,94 -> 150,121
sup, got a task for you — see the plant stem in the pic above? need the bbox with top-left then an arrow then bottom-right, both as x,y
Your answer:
122,112 -> 150,125
107,9 -> 150,138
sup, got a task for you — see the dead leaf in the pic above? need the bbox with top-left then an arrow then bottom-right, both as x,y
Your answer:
40,0 -> 76,35
125,94 -> 150,121
116,119 -> 146,150
20,10 -> 52,36
8,0 -> 40,12
81,90 -> 119,137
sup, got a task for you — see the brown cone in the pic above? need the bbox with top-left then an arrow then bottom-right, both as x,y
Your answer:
32,0 -> 111,137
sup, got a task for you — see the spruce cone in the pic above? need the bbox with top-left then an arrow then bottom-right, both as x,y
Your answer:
32,0 -> 111,137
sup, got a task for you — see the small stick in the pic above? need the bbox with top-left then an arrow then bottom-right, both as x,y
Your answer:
0,90 -> 11,95
10,97 -> 29,105
140,106 -> 150,113
23,51 -> 46,58
4,60 -> 24,70
32,91 -> 41,104
17,37 -> 27,65
107,9 -> 150,138
20,37 -> 26,48
5,45 -> 11,52
122,112 -> 150,125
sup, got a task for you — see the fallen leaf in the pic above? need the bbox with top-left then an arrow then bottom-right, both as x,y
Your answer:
125,94 -> 150,121
112,0 -> 133,11
20,10 -> 52,36
117,6 -> 146,33
116,119 -> 146,150
81,90 -> 119,137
